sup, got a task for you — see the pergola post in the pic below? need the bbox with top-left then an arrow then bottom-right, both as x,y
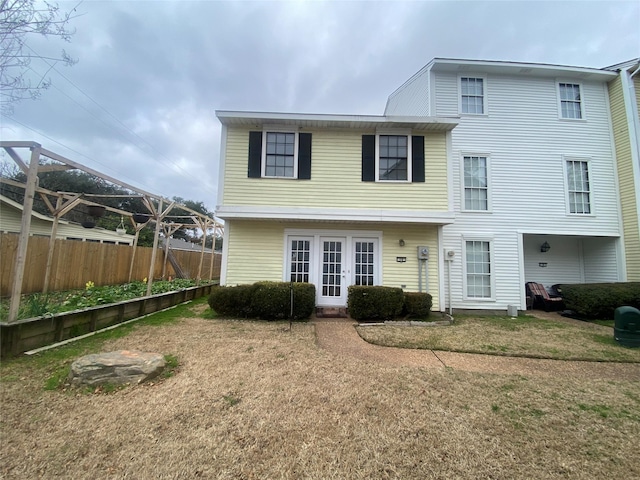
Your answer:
42,196 -> 63,294
146,200 -> 175,296
128,223 -> 145,283
7,145 -> 41,323
208,223 -> 217,280
195,218 -> 211,283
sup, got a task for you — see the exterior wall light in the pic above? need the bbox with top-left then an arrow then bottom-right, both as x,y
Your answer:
399,239 -> 405,247
540,241 -> 550,253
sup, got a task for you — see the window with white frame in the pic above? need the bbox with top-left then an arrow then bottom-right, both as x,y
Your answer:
460,77 -> 485,114
558,83 -> 583,119
463,155 -> 488,211
378,134 -> 409,181
566,159 -> 591,214
465,240 -> 492,298
289,238 -> 311,282
264,132 -> 296,178
354,240 -> 375,286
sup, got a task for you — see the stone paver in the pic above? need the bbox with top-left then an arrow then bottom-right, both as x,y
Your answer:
313,317 -> 640,381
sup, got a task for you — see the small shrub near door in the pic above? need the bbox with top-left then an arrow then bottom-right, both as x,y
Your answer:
403,292 -> 432,319
347,286 -> 404,321
208,282 -> 316,320
208,284 -> 258,318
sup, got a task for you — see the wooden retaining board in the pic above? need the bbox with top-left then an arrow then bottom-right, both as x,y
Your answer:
0,284 -> 214,357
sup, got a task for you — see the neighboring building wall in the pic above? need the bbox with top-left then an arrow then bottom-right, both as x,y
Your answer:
224,219 -> 441,310
582,236 -> 621,282
0,200 -> 134,244
609,73 -> 640,280
222,128 -> 449,211
431,70 -> 620,309
385,66 -> 431,116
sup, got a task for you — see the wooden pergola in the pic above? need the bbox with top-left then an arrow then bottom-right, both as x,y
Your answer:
1,141 -> 223,323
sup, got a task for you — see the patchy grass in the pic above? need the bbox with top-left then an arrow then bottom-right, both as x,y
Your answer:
593,319 -> 615,328
0,299 -> 206,392
1,306 -> 640,479
356,314 -> 640,362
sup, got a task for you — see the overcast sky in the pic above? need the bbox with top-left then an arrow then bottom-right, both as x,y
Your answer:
1,0 -> 639,213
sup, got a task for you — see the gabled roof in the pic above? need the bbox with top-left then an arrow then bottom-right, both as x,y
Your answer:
216,111 -> 458,132
603,58 -> 640,72
388,57 -> 619,104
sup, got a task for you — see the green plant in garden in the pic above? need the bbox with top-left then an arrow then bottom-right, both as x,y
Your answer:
0,279 -> 213,321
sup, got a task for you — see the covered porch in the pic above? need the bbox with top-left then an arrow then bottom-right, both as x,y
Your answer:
521,233 -> 623,309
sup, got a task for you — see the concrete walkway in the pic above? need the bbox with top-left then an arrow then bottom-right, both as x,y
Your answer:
313,318 -> 640,381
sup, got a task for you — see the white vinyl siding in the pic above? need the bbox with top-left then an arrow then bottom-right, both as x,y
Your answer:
385,66 -> 431,116
463,155 -> 489,211
429,70 -> 620,310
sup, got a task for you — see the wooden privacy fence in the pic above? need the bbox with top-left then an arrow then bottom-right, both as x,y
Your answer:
0,233 -> 221,296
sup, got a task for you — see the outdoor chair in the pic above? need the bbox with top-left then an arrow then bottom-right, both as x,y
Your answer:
525,282 -> 565,311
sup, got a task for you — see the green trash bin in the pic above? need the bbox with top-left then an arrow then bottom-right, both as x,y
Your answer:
614,306 -> 640,348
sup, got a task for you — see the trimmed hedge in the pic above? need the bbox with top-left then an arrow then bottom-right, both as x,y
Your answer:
403,292 -> 432,319
560,282 -> 640,319
348,286 -> 404,321
208,282 -> 315,320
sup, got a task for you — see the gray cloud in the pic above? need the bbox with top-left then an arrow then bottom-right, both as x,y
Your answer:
3,0 -> 638,212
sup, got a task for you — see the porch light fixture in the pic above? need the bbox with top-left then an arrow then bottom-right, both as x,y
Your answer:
399,239 -> 405,247
540,241 -> 550,253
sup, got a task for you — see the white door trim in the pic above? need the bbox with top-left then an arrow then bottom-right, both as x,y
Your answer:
283,228 -> 383,306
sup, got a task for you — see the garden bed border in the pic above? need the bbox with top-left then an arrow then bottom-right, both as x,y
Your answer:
0,284 -> 215,358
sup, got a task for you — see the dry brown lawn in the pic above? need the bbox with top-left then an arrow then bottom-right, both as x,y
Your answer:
357,314 -> 640,362
1,300 -> 640,479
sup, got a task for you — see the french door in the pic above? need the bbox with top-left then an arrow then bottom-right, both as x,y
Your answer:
286,231 -> 381,307
318,237 -> 346,306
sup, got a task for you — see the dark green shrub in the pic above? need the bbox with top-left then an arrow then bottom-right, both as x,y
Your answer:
208,282 -> 315,320
560,282 -> 640,319
403,292 -> 432,319
347,286 -> 404,321
289,283 -> 316,320
208,284 -> 259,318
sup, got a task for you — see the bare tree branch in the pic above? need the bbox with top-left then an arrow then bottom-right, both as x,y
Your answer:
0,0 -> 82,114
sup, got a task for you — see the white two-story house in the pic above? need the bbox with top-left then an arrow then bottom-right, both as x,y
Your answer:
385,59 -> 625,311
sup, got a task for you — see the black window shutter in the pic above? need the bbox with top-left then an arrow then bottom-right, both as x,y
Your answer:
362,135 -> 375,182
297,133 -> 312,179
411,135 -> 425,183
248,131 -> 262,178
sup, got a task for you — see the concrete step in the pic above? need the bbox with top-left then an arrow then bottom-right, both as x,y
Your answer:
315,307 -> 349,318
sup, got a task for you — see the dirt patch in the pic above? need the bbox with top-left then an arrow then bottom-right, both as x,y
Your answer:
1,312 -> 640,479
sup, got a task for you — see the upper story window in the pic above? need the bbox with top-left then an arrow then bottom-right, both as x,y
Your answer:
565,158 -> 591,214
463,155 -> 489,211
379,135 -> 409,181
248,130 -> 312,179
265,132 -> 295,177
460,77 -> 485,114
361,134 -> 425,183
558,83 -> 583,119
